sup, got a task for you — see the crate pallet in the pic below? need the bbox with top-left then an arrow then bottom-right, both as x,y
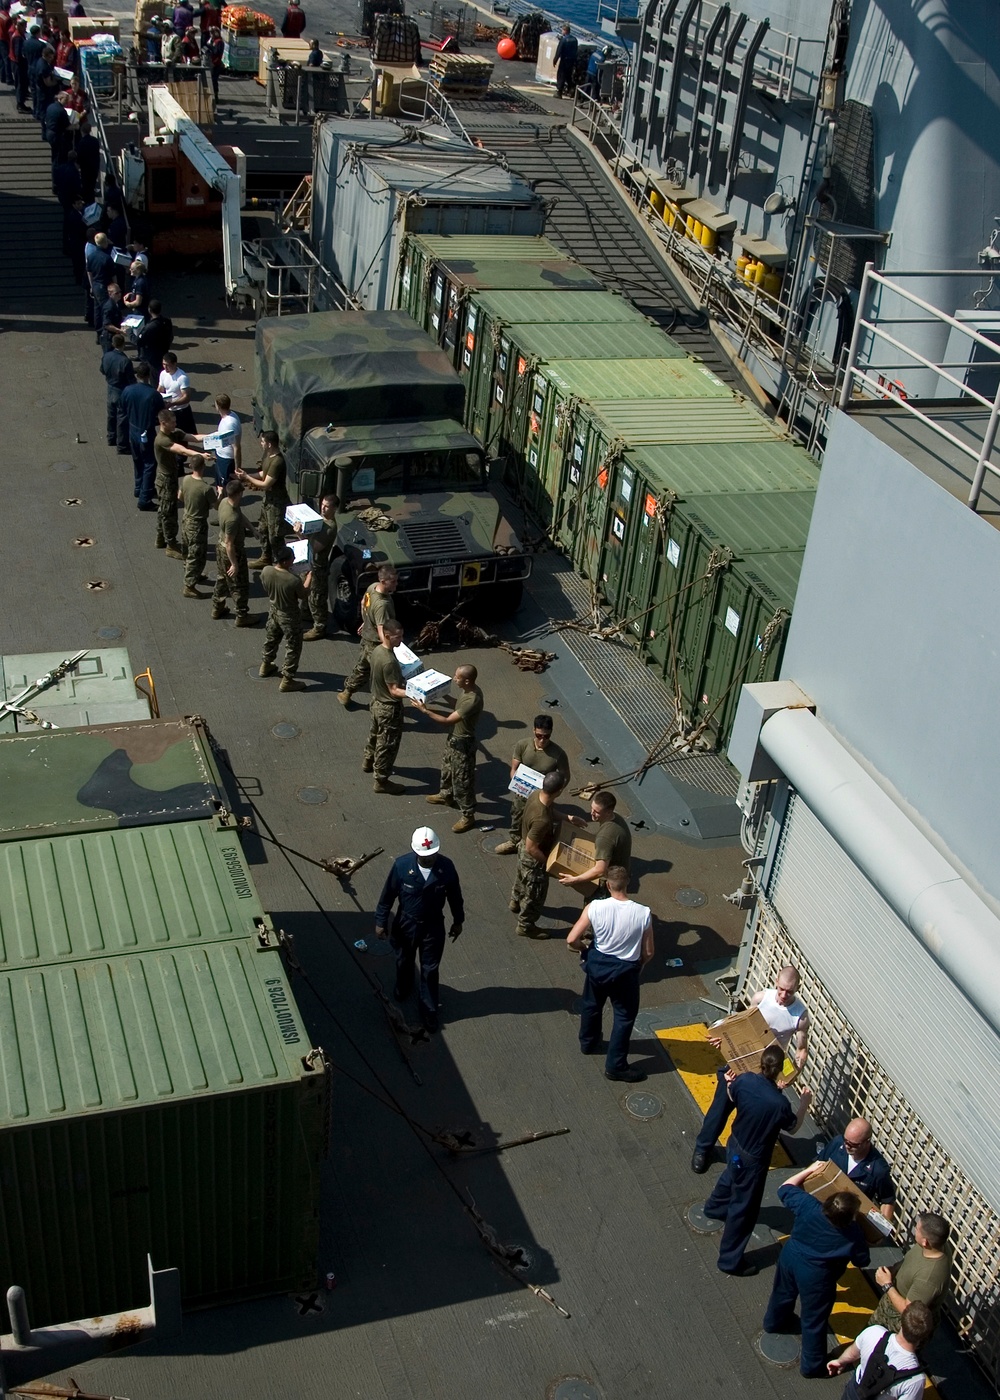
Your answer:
428,52 -> 494,82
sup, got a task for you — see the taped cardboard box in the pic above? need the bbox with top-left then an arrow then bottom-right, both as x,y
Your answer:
285,503 -> 323,534
546,821 -> 597,894
406,670 -> 450,704
508,762 -> 543,798
393,644 -> 423,680
714,1006 -> 781,1077
802,1160 -> 894,1243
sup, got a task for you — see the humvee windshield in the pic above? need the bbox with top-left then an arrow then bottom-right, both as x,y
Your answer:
343,450 -> 486,498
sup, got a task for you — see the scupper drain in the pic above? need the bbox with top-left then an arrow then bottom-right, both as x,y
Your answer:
271,722 -> 300,740
97,626 -> 124,641
624,1091 -> 662,1121
675,886 -> 708,908
547,1379 -> 601,1400
297,786 -> 329,805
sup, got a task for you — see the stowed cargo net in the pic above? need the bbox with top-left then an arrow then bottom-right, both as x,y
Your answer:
371,11 -> 421,62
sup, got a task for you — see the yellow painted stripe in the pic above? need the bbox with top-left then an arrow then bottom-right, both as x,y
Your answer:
656,1023 -> 791,1168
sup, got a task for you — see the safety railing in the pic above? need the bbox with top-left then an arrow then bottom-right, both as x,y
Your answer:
840,264 -> 1000,511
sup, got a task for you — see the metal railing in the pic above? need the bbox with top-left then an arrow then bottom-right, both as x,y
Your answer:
840,264 -> 1000,510
241,234 -> 359,316
570,91 -> 842,450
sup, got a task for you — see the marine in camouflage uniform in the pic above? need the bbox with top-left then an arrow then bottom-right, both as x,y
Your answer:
300,493 -> 340,640
510,771 -> 564,937
338,565 -> 398,705
363,621 -> 407,792
260,547 -> 308,692
419,665 -> 484,834
241,430 -> 290,568
178,457 -> 216,595
212,478 -> 256,624
495,715 -> 571,854
153,409 -> 203,558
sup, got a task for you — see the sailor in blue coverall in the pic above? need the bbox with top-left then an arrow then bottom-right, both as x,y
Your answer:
819,1120 -> 897,1225
763,1166 -> 871,1376
375,826 -> 464,1032
702,1044 -> 812,1275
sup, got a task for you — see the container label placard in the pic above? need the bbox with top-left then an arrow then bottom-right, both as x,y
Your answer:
725,607 -> 741,636
644,493 -> 657,519
667,538 -> 681,567
620,477 -> 632,502
265,978 -> 302,1045
613,514 -> 625,539
221,845 -> 254,900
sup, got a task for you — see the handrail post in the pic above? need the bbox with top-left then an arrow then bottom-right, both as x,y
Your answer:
839,260 -> 874,409
968,378 -> 1000,510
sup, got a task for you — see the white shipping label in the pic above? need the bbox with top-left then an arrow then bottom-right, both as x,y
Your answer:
667,538 -> 681,567
725,606 -> 741,636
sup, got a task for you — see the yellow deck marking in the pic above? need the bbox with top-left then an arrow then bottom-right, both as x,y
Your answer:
656,1023 -> 791,1167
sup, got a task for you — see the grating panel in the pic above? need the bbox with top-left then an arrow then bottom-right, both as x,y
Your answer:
741,800 -> 1000,1388
398,518 -> 467,558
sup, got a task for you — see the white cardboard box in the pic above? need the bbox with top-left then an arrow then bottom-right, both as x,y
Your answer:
285,503 -> 323,534
508,762 -> 544,798
406,670 -> 451,704
393,644 -> 424,680
287,538 -> 311,577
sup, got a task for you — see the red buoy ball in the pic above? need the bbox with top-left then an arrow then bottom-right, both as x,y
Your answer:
497,36 -> 517,60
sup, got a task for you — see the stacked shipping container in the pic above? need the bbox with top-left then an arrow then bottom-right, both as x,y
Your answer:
399,235 -> 820,749
0,713 -> 325,1327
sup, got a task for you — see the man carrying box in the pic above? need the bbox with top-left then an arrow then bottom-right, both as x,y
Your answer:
363,619 -> 408,793
338,564 -> 397,707
418,665 -> 484,835
238,430 -> 290,569
494,714 -> 570,855
510,770 -> 565,938
819,1119 -> 897,1225
691,964 -> 810,1174
558,790 -> 631,891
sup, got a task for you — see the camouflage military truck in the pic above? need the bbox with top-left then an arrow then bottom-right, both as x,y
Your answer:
253,309 -> 531,620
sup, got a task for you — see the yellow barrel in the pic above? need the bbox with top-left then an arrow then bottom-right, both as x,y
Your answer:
763,270 -> 782,298
649,189 -> 665,216
736,254 -> 750,279
743,259 -> 757,283
753,260 -> 766,285
700,223 -> 716,250
685,214 -> 695,237
664,201 -> 680,231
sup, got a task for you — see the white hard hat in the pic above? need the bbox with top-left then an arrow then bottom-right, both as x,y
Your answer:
411,826 -> 440,855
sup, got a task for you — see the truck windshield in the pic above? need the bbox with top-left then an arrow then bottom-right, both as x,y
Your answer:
343,450 -> 486,498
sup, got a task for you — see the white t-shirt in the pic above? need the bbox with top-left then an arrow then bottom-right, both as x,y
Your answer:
215,412 -> 241,461
158,367 -> 189,404
852,1327 -> 925,1400
588,896 -> 650,962
756,987 -> 807,1049
416,862 -> 433,881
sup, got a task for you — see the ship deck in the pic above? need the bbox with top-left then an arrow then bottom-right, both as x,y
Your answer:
0,2 -> 988,1396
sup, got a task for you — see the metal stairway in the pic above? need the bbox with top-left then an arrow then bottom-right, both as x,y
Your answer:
0,105 -> 80,319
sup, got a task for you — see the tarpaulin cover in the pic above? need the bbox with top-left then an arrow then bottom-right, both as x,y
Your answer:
255,309 -> 466,471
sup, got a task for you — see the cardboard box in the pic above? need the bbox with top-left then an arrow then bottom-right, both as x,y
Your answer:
509,762 -> 543,798
69,15 -> 121,39
545,822 -> 597,892
286,538 -> 311,577
284,503 -> 323,535
714,1006 -> 781,1077
393,644 -> 424,681
406,670 -> 451,704
802,1160 -> 895,1243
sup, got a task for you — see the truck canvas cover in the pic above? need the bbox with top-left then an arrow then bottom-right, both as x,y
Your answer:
255,310 -> 466,475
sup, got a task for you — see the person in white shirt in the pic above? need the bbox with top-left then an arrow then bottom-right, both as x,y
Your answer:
692,963 -> 810,1173
195,392 -> 241,487
567,866 -> 654,1084
157,351 -> 196,433
827,1302 -> 933,1399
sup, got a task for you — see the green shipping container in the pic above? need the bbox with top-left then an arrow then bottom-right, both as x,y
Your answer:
398,233 -> 567,320
0,717 -> 227,842
0,939 -> 325,1327
642,491 -> 813,749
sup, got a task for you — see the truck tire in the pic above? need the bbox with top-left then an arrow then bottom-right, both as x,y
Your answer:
333,571 -> 362,629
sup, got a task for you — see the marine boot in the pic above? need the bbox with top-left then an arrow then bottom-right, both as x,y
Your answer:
373,779 -> 403,794
279,677 -> 306,693
211,606 -> 232,620
361,758 -> 374,772
235,613 -> 260,627
336,689 -> 354,707
425,793 -> 454,806
452,816 -> 475,834
303,627 -> 325,641
248,556 -> 269,570
182,586 -> 206,599
164,547 -> 185,561
259,661 -> 277,678
494,840 -> 518,855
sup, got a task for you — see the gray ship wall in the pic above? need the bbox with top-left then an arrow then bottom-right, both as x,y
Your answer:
779,408 -> 1000,913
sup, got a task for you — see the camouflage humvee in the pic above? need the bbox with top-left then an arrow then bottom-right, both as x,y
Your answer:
253,310 -> 531,618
